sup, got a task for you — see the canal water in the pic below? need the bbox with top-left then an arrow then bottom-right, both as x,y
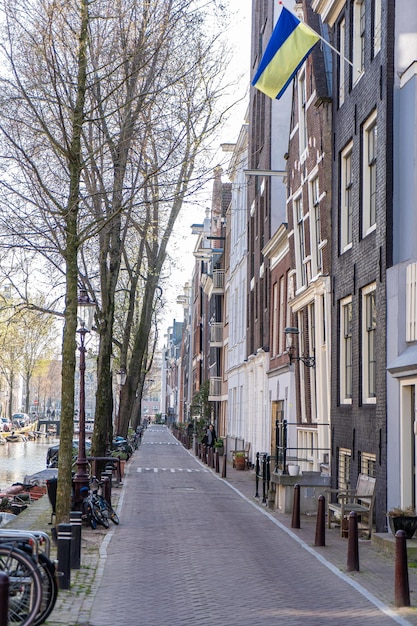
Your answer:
0,436 -> 59,489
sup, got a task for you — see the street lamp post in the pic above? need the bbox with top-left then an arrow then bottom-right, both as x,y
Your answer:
73,289 -> 96,506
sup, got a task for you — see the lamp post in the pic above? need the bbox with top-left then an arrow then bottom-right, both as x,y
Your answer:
284,326 -> 316,368
73,289 -> 96,506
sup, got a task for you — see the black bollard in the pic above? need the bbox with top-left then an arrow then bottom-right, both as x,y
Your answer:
346,511 -> 360,571
70,511 -> 82,570
221,450 -> 227,478
0,571 -> 9,626
57,523 -> 72,589
314,495 -> 326,547
291,484 -> 301,529
215,450 -> 219,473
262,454 -> 268,504
255,452 -> 260,498
395,530 -> 410,607
211,448 -> 215,469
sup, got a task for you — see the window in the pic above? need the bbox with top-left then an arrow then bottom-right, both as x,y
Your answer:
298,70 -> 307,155
362,283 -> 376,402
406,262 -> 417,342
309,176 -> 322,275
279,276 -> 285,354
372,0 -> 381,57
294,196 -> 307,288
360,451 -> 376,477
340,296 -> 353,403
272,282 -> 279,357
338,448 -> 352,490
340,141 -> 353,252
352,0 -> 365,83
362,111 -> 377,236
338,17 -> 346,106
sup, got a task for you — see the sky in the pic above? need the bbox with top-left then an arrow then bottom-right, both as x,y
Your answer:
160,1 -> 252,339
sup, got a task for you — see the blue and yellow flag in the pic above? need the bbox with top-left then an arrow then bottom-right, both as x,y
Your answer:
252,6 -> 320,100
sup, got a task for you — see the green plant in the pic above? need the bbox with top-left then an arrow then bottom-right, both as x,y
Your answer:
111,450 -> 128,461
387,506 -> 416,517
234,451 -> 245,458
214,438 -> 224,448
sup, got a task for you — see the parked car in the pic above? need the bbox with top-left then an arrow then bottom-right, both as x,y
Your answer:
12,413 -> 30,425
0,418 -> 12,432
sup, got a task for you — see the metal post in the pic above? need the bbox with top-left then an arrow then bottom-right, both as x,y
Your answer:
101,474 -> 111,507
395,530 -> 410,607
0,571 -> 8,626
291,484 -> 300,529
314,495 -> 326,546
346,511 -> 360,572
70,511 -> 82,570
262,454 -> 267,504
221,448 -> 227,478
255,452 -> 260,498
73,327 -> 90,506
57,523 -> 72,589
215,450 -> 219,473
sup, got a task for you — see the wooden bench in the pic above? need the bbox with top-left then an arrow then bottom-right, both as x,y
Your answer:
232,442 -> 251,469
326,473 -> 376,538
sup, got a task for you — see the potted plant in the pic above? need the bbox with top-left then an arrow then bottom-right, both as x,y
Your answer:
387,506 -> 417,539
214,438 -> 224,456
234,451 -> 246,470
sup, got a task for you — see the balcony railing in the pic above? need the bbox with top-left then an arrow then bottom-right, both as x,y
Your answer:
210,322 -> 223,344
209,377 -> 222,397
212,269 -> 225,290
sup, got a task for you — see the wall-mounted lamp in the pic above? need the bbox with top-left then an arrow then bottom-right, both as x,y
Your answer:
284,327 -> 315,368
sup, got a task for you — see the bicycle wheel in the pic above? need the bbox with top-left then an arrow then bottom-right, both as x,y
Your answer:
107,505 -> 119,525
0,544 -> 43,626
20,545 -> 58,626
92,499 -> 109,528
33,553 -> 58,626
98,496 -> 119,525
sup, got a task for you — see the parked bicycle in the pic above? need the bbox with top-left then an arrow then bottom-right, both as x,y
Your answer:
81,478 -> 119,530
0,529 -> 58,625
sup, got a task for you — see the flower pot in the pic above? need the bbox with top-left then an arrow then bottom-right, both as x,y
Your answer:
235,456 -> 246,470
215,446 -> 224,456
288,464 -> 300,476
387,515 -> 417,539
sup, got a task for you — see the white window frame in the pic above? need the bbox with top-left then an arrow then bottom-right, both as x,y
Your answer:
362,111 -> 377,237
279,275 -> 286,355
353,0 -> 365,84
272,281 -> 279,357
339,17 -> 346,107
406,262 -> 417,342
373,0 -> 381,56
294,195 -> 307,289
340,296 -> 353,404
309,175 -> 322,277
362,283 -> 377,404
298,69 -> 307,156
340,141 -> 353,252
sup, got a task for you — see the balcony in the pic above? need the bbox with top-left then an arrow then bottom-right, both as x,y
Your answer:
210,322 -> 223,347
213,269 -> 225,292
209,377 -> 222,398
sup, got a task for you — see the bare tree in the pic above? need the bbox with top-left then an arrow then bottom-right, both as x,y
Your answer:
0,0 -> 235,519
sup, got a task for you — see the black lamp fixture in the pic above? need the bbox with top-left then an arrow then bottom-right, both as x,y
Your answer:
284,327 -> 315,368
73,288 -> 96,506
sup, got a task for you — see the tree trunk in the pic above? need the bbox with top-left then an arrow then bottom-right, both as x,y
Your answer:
55,0 -> 89,525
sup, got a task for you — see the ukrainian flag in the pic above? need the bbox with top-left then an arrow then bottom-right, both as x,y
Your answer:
252,6 -> 320,100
